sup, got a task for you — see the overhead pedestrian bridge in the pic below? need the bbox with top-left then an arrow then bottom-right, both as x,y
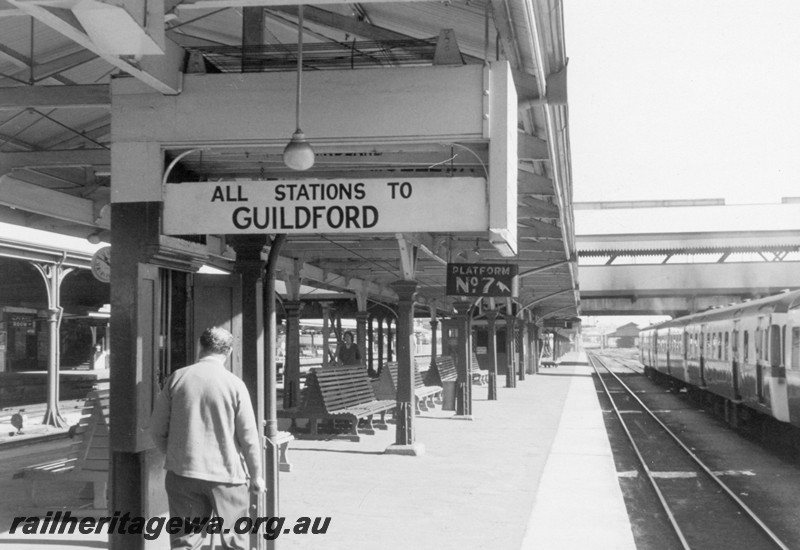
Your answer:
576,200 -> 800,316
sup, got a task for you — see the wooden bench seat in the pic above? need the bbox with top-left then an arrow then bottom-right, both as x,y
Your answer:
423,355 -> 458,386
15,388 -> 109,510
278,366 -> 395,442
471,352 -> 489,385
374,361 -> 443,412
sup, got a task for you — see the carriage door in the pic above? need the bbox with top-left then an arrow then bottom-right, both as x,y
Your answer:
699,326 -> 707,387
731,320 -> 740,399
191,273 -> 243,377
756,318 -> 766,403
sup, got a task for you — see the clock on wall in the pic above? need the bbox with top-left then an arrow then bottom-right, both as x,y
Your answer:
91,246 -> 111,283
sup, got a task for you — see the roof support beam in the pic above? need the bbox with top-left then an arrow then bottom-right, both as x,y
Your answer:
6,1 -> 183,95
0,84 -> 109,110
517,220 -> 562,239
0,149 -> 110,174
518,132 -> 549,161
276,255 -> 397,302
517,169 -> 554,195
519,196 -> 560,218
0,174 -> 108,228
396,233 -> 418,281
270,6 -> 483,64
28,49 -> 98,83
180,0 -> 429,9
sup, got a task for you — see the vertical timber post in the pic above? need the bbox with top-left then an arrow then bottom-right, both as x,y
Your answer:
377,314 -> 385,375
429,317 -> 439,368
264,235 -> 286,549
518,319 -> 527,382
486,309 -> 499,400
109,202 -> 164,550
321,302 -> 332,367
367,314 -> 375,376
453,301 -> 473,417
530,322 -> 539,374
355,291 -> 369,370
230,235 -> 269,550
386,317 -> 396,363
505,314 -> 517,388
282,301 -> 302,409
385,280 -> 424,456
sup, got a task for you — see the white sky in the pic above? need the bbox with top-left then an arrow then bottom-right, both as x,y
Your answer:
566,1 -> 800,205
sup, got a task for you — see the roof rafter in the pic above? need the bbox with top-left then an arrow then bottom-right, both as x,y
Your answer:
0,84 -> 109,110
5,1 -> 183,95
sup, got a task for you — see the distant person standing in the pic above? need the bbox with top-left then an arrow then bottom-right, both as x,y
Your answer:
150,326 -> 264,549
337,330 -> 362,366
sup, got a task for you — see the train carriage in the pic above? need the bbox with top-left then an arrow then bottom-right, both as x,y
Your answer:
640,289 -> 800,427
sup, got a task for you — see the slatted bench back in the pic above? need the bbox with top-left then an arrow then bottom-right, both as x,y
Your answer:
471,352 -> 484,373
373,365 -> 397,400
384,362 -> 426,389
436,356 -> 458,382
304,367 -> 378,413
72,388 -> 110,475
412,359 -> 431,388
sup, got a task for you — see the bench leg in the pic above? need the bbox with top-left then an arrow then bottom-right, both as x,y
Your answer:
360,415 -> 376,435
278,442 -> 292,473
310,418 -> 319,436
346,415 -> 361,442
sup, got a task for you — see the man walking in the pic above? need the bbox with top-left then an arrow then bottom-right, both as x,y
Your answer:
151,326 -> 264,549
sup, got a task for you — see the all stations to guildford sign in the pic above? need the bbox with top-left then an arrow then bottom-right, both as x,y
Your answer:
163,178 -> 488,234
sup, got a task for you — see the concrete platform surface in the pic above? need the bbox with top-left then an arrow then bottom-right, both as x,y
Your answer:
0,356 -> 636,550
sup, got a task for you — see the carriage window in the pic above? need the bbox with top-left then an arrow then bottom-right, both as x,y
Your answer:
717,333 -> 722,360
743,331 -> 749,362
792,328 -> 800,369
770,325 -> 782,367
724,332 -> 729,361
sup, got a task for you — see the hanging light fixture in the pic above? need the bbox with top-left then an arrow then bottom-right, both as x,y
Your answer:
283,6 -> 315,171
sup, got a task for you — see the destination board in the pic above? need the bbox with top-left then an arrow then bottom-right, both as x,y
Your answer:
162,178 -> 487,235
445,263 -> 518,297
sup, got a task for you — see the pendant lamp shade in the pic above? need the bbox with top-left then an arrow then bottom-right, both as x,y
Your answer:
283,130 -> 315,171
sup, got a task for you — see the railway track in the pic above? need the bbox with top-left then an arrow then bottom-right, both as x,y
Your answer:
588,352 -> 790,550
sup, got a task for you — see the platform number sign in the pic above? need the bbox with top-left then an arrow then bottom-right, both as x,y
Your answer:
446,263 -> 518,298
